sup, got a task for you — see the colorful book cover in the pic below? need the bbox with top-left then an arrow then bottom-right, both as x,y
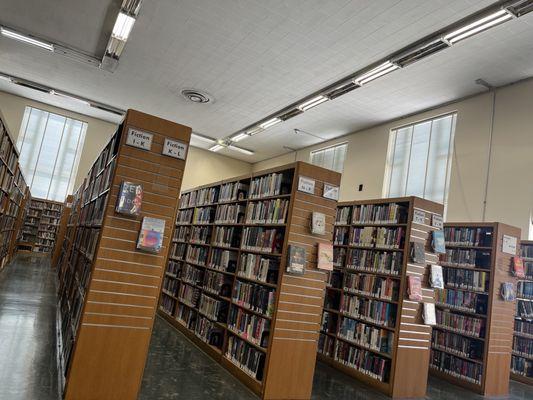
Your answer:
430,264 -> 444,289
512,256 -> 525,278
287,245 -> 306,275
317,243 -> 333,271
501,282 -> 516,301
116,181 -> 143,216
411,241 -> 426,264
137,217 -> 165,253
423,302 -> 436,326
407,275 -> 423,301
432,230 -> 446,254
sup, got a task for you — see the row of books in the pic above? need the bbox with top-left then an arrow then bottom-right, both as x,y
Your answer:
180,186 -> 219,208
249,172 -> 289,199
511,354 -> 533,378
162,276 -> 179,296
347,249 -> 403,276
186,245 -> 208,265
334,226 -> 349,245
352,203 -> 408,225
352,227 -> 404,249
199,293 -> 227,321
220,182 -> 249,203
213,226 -> 240,248
228,307 -> 270,347
173,226 -> 189,242
160,295 -> 176,315
334,340 -> 390,382
435,288 -> 488,315
195,315 -> 224,348
444,227 -> 493,247
245,199 -> 289,225
232,280 -> 275,317
436,309 -> 485,338
190,226 -> 211,244
181,263 -> 203,286
432,330 -> 483,360
192,207 -> 215,224
338,316 -> 394,354
204,270 -> 231,296
237,253 -> 279,284
241,227 -> 282,253
430,349 -> 482,384
226,336 -> 265,380
344,272 -> 399,301
170,242 -> 187,260
215,204 -> 245,224
210,249 -> 237,272
443,267 -> 489,293
177,209 -> 193,224
517,281 -> 533,299
513,335 -> 533,358
441,249 -> 491,269
517,299 -> 533,319
340,294 -> 396,328
515,319 -> 533,337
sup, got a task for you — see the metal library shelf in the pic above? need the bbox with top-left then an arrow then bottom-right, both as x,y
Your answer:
510,240 -> 533,385
0,109 -> 29,269
54,109 -> 192,400
157,161 -> 341,400
318,196 -> 444,398
430,222 -> 521,396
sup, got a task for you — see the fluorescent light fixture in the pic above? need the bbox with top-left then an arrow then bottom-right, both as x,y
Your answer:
259,117 -> 281,129
298,95 -> 328,111
353,61 -> 399,85
228,145 -> 254,155
0,27 -> 54,51
0,74 -> 12,83
246,126 -> 264,136
50,90 -> 90,106
112,12 -> 136,41
191,133 -> 216,144
209,144 -> 224,152
444,10 -> 512,43
231,132 -> 249,142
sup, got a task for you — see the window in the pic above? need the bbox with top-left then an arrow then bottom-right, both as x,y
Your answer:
16,107 -> 87,202
310,143 -> 347,173
384,113 -> 456,207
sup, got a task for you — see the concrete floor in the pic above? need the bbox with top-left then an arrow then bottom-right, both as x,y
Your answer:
1,255 -> 532,400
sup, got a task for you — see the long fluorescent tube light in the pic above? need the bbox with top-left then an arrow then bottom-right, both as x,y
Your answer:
191,133 -> 216,144
228,145 -> 254,155
353,61 -> 399,85
231,132 -> 249,142
0,74 -> 12,83
50,90 -> 91,106
246,126 -> 264,136
259,118 -> 281,129
112,12 -> 136,41
0,27 -> 54,51
209,144 -> 224,152
444,10 -> 512,44
298,95 -> 328,111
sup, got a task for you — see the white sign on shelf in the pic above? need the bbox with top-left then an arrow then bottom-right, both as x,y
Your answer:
323,183 -> 339,200
126,127 -> 153,150
432,214 -> 443,229
502,234 -> 518,255
413,209 -> 426,225
298,176 -> 315,194
162,138 -> 188,160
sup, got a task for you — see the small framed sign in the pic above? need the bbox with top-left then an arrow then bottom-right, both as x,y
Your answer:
298,176 -> 315,194
432,214 -> 443,229
126,127 -> 153,150
502,234 -> 517,255
323,183 -> 339,200
413,209 -> 426,225
162,138 -> 188,160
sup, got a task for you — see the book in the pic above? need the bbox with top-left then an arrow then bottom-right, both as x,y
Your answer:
430,264 -> 444,289
512,256 -> 525,278
411,241 -> 426,264
317,243 -> 334,271
407,275 -> 423,301
432,230 -> 446,254
423,302 -> 436,326
137,217 -> 165,253
287,245 -> 306,275
115,181 -> 143,216
311,212 -> 326,235
500,282 -> 516,301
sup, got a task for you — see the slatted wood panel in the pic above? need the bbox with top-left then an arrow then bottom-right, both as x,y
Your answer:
64,110 -> 191,400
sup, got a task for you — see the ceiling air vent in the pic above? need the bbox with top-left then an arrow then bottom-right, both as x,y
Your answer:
278,108 -> 303,121
181,89 -> 213,104
392,39 -> 449,67
325,82 -> 359,100
507,0 -> 533,16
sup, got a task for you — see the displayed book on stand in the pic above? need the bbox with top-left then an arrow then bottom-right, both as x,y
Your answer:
54,109 -> 191,400
0,109 -> 29,269
158,161 -> 341,399
319,197 -> 444,398
510,240 -> 533,385
430,222 -> 521,396
17,197 -> 64,253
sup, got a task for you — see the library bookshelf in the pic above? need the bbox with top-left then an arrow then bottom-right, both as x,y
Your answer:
157,161 -> 341,399
55,109 -> 191,400
17,197 -> 64,253
51,195 -> 73,268
0,109 -> 28,269
510,240 -> 533,385
318,196 -> 443,398
430,222 -> 521,396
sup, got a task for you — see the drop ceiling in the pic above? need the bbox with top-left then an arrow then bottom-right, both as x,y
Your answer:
0,0 -> 532,162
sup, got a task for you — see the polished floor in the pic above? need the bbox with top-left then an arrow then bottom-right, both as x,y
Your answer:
0,256 -> 532,400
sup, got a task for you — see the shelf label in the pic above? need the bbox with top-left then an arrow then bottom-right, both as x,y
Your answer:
502,234 -> 517,255
413,209 -> 426,225
298,176 -> 315,194
126,127 -> 153,150
323,183 -> 339,200
162,138 -> 188,160
432,214 -> 443,229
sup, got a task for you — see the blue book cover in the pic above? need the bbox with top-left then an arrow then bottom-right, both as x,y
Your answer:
432,230 -> 446,254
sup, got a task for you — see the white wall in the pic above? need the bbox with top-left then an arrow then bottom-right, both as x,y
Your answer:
253,79 -> 533,239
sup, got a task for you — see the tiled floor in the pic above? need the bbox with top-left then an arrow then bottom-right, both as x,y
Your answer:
0,255 -> 532,400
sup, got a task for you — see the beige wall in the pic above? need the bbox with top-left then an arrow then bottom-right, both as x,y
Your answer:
253,79 -> 533,239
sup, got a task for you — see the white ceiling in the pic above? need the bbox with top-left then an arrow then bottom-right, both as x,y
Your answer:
0,0 -> 532,162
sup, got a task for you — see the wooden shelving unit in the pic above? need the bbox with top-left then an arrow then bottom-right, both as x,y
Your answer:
430,222 -> 520,396
17,197 -> 63,253
0,109 -> 29,269
318,197 -> 443,398
158,161 -> 341,399
511,240 -> 533,385
51,195 -> 73,268
55,109 -> 191,400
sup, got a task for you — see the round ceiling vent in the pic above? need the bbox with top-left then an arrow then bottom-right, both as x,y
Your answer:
181,89 -> 213,104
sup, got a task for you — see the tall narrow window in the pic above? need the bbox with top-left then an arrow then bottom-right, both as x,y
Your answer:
310,142 -> 348,173
16,107 -> 87,202
384,113 -> 456,208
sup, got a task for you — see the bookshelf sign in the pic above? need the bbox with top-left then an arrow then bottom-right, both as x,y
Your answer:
298,176 -> 315,194
432,214 -> 443,229
323,183 -> 339,200
162,138 -> 188,160
502,234 -> 517,255
413,209 -> 425,225
126,127 -> 153,150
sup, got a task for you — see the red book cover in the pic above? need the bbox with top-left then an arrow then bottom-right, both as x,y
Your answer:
512,256 -> 525,278
407,275 -> 423,301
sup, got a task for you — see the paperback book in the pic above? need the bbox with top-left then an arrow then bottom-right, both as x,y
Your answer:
432,230 -> 446,254
137,217 -> 165,253
407,275 -> 423,301
512,256 -> 525,278
411,241 -> 426,264
287,245 -> 306,275
317,243 -> 334,271
116,181 -> 143,216
430,264 -> 444,289
423,302 -> 436,326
